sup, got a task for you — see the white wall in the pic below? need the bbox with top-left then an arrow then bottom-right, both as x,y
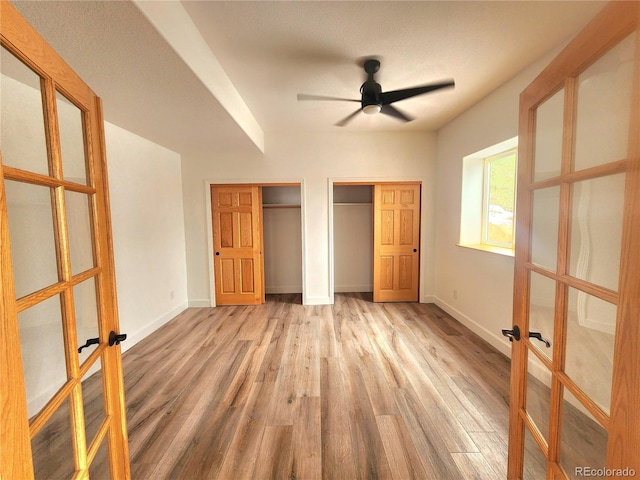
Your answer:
263,207 -> 303,293
333,204 -> 373,292
434,53 -> 557,356
181,130 -> 437,305
105,122 -> 189,350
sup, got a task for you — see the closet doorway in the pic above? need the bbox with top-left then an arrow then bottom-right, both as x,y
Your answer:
332,182 -> 421,302
209,183 -> 303,306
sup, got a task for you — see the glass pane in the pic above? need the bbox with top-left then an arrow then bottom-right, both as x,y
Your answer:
57,91 -> 88,185
83,368 -> 106,446
20,295 -> 68,418
89,437 -> 111,480
565,288 -> 615,413
0,46 -> 49,175
5,180 -> 59,298
526,349 -> 552,441
485,151 -> 516,246
529,271 -> 555,361
66,191 -> 95,275
569,174 -> 625,291
560,388 -> 608,479
531,186 -> 560,270
523,426 -> 547,479
75,277 -> 100,365
534,88 -> 565,182
31,398 -> 75,479
574,33 -> 636,171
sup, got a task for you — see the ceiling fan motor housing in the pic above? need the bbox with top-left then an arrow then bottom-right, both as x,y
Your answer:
361,59 -> 383,114
361,84 -> 382,114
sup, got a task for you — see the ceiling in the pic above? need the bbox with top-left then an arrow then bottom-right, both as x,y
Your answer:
11,1 -> 605,157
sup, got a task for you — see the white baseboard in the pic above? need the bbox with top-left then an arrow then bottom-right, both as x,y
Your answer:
303,295 -> 332,306
433,296 -> 512,358
188,299 -> 212,307
121,302 -> 188,353
421,294 -> 437,304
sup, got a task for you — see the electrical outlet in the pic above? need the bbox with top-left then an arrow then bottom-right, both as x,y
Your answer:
453,289 -> 458,300
170,291 -> 175,300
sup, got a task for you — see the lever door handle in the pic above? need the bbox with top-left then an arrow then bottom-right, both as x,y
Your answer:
528,331 -> 551,348
78,337 -> 99,353
501,325 -> 521,342
109,331 -> 127,347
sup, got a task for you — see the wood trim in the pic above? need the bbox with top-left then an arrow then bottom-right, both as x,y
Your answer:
0,160 -> 34,478
507,81 -> 536,480
0,1 -> 93,108
527,159 -> 627,190
607,7 -> 640,471
1,166 -> 96,193
15,268 -> 101,312
93,97 -> 131,479
510,2 -> 640,478
1,2 -> 131,477
520,1 -> 638,110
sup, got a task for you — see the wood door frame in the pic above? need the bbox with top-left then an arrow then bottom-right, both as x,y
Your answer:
328,178 -> 425,303
205,179 -> 305,307
1,1 -> 129,477
508,2 -> 640,477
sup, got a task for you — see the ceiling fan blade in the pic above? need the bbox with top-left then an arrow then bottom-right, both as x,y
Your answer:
380,104 -> 413,123
380,80 -> 455,105
335,109 -> 361,127
297,93 -> 360,102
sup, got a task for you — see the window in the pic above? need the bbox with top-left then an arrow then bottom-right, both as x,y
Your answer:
460,137 -> 517,255
482,148 -> 517,248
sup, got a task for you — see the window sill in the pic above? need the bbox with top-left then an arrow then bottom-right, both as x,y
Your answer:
457,243 -> 515,258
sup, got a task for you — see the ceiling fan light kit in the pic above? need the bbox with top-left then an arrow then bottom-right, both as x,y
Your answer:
297,57 -> 454,126
362,104 -> 382,115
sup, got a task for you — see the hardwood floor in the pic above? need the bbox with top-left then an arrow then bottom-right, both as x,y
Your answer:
34,292 -> 555,479
118,293 -> 515,479
29,293 -> 611,478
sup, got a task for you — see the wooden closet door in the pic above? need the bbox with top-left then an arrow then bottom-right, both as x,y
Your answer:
211,185 -> 264,305
373,183 -> 420,302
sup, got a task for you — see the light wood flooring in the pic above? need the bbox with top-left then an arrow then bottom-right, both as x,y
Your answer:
120,293 -> 517,479
37,292 -> 588,479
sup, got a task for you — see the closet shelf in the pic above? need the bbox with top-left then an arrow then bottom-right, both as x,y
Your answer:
333,202 -> 373,206
263,204 -> 301,209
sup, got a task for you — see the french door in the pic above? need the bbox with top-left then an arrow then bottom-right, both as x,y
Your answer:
508,2 -> 640,478
1,2 -> 130,478
211,185 -> 265,305
373,183 -> 420,302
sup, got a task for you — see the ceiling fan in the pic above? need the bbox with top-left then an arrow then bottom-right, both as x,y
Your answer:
297,58 -> 455,127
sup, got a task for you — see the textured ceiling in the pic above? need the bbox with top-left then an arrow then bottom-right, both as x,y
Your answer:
11,1 -> 606,157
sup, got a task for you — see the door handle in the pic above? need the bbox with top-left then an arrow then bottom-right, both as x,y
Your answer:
78,337 -> 99,353
413,248 -> 417,252
528,331 -> 551,348
501,325 -> 521,342
215,252 -> 220,256
109,331 -> 127,347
